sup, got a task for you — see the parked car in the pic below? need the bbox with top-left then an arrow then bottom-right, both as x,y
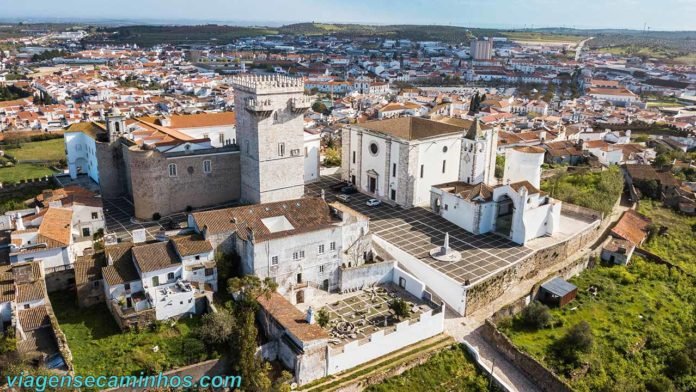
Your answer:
336,194 -> 351,203
341,185 -> 358,194
366,199 -> 381,207
330,181 -> 350,191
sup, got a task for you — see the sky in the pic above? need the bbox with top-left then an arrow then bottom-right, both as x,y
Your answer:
2,0 -> 696,31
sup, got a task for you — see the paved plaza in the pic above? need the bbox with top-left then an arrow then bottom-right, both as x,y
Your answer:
306,176 -> 535,286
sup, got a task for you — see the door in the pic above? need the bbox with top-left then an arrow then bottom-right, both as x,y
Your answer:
126,297 -> 132,308
152,276 -> 160,287
296,290 -> 304,304
322,279 -> 329,291
369,177 -> 377,193
351,175 -> 356,185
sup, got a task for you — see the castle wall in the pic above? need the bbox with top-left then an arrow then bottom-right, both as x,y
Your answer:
128,147 -> 241,220
95,140 -> 127,198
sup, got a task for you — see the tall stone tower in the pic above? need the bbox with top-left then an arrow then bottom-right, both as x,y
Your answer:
232,75 -> 312,204
459,119 -> 498,186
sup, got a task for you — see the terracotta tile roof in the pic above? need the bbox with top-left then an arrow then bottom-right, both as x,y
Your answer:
257,292 -> 328,342
625,164 -> 660,181
357,117 -> 464,141
603,238 -> 634,253
513,146 -> 545,154
166,112 -> 236,129
103,243 -> 139,286
65,121 -> 106,139
611,210 -> 651,246
75,252 -> 107,285
0,278 -> 14,303
460,183 -> 495,202
37,207 -> 73,248
16,279 -> 45,303
506,181 -> 542,195
191,197 -> 340,243
171,234 -> 213,257
584,140 -> 610,149
17,305 -> 50,331
132,241 -> 180,273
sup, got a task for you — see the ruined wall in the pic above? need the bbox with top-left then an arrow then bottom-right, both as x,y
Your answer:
464,218 -> 601,316
128,147 -> 241,220
338,260 -> 395,292
481,320 -> 573,392
76,280 -> 106,308
45,269 -> 75,293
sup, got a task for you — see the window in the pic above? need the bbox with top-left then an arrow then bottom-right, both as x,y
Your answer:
167,272 -> 175,281
299,250 -> 305,258
205,268 -> 214,276
203,133 -> 209,140
352,151 -> 356,163
24,304 -> 30,309
392,163 -> 396,177
219,133 -> 224,145
318,244 -> 325,254
391,189 -> 396,201
442,160 -> 446,173
420,164 -> 424,178
443,146 -> 448,153
271,256 -> 279,265
293,251 -> 303,260
82,227 -> 90,237
330,242 -> 336,251
124,283 -> 131,291
152,276 -> 160,286
195,255 -> 200,260
203,160 -> 212,174
91,212 -> 99,220
319,264 -> 325,273
93,281 -> 100,288
168,163 -> 177,177
369,142 -> 379,155
278,143 -> 285,157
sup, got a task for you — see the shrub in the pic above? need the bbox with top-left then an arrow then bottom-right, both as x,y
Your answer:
317,308 -> 330,328
520,301 -> 552,329
389,298 -> 410,321
553,321 -> 593,364
323,147 -> 341,167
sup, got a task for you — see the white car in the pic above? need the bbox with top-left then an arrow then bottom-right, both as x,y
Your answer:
366,199 -> 381,207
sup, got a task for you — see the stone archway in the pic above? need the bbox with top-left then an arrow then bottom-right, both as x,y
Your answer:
495,194 -> 514,237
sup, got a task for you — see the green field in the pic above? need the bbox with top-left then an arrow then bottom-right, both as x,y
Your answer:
49,291 -> 211,376
499,257 -> 696,391
366,345 -> 491,392
542,166 -> 624,216
0,163 -> 56,183
637,200 -> 696,275
503,32 -> 585,44
597,45 -> 696,65
7,138 -> 66,162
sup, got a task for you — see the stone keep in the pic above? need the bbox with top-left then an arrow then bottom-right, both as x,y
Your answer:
233,75 -> 312,204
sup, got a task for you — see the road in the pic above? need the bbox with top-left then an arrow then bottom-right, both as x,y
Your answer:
575,37 -> 594,61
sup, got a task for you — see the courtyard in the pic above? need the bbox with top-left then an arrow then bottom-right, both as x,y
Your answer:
315,284 -> 438,348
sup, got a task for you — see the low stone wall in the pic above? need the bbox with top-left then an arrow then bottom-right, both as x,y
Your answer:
338,260 -> 395,293
481,321 -> 572,392
464,217 -> 601,316
561,203 -> 603,222
635,247 -> 695,278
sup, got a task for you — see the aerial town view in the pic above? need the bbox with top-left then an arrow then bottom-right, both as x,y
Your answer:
1,0 -> 695,391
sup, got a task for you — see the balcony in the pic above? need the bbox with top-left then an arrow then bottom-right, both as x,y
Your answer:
244,98 -> 274,117
290,96 -> 313,112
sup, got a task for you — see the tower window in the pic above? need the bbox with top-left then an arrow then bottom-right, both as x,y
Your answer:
203,160 -> 212,174
420,164 -> 424,178
442,160 -> 446,173
168,163 -> 177,177
392,163 -> 396,177
352,151 -> 356,163
278,143 -> 285,157
219,134 -> 224,145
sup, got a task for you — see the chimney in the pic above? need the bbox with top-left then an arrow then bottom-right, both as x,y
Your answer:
306,306 -> 315,324
15,212 -> 25,231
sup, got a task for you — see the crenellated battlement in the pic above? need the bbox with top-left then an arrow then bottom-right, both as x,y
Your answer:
231,74 -> 305,94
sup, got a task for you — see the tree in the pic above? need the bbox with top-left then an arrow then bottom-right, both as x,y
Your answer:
197,308 -> 235,346
389,298 -> 410,321
323,147 -> 341,167
519,301 -> 551,329
317,308 -> 330,328
312,101 -> 328,114
553,321 -> 593,364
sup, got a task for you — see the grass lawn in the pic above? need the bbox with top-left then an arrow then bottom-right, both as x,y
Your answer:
638,199 -> 696,275
366,345 -> 491,392
541,166 -> 624,216
498,257 -> 696,391
5,138 -> 65,162
0,163 -> 56,183
49,291 -> 211,376
503,32 -> 585,44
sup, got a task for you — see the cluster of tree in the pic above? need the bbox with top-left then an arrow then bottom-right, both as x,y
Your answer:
543,165 -> 624,216
551,321 -> 594,365
0,85 -> 30,102
31,49 -> 66,62
519,301 -> 552,329
323,147 -> 341,167
468,92 -> 486,114
312,100 -> 330,115
196,272 -> 293,392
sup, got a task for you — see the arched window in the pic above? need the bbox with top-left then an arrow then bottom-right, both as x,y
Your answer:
114,121 -> 121,133
168,163 -> 177,177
